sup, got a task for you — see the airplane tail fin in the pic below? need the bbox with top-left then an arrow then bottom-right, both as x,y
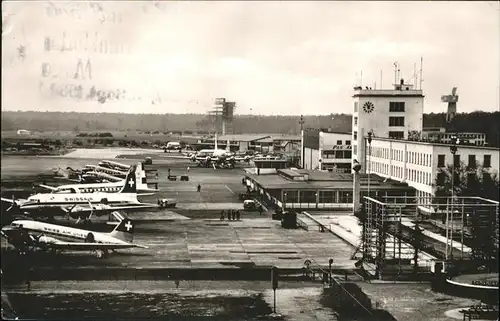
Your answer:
119,165 -> 137,194
134,162 -> 157,192
109,217 -> 134,243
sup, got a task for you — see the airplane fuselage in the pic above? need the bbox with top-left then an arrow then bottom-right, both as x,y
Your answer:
4,220 -> 129,245
22,192 -> 138,209
99,160 -> 131,171
84,165 -> 127,177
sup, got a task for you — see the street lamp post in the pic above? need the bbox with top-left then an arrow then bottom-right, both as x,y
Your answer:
449,136 -> 459,260
367,132 -> 373,198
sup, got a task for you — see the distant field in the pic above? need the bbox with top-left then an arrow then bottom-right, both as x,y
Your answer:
1,131 -> 201,144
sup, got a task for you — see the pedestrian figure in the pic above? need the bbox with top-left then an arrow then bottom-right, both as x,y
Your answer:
220,210 -> 225,221
168,168 -> 171,176
175,280 -> 180,289
236,210 -> 240,220
25,268 -> 33,291
232,210 -> 236,221
227,210 -> 232,221
187,166 -> 190,173
242,177 -> 245,185
197,184 -> 201,192
259,205 -> 263,215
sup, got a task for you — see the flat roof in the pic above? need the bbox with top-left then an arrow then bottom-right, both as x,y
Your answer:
370,136 -> 499,151
212,134 -> 301,142
353,89 -> 424,98
246,171 -> 411,191
216,134 -> 270,142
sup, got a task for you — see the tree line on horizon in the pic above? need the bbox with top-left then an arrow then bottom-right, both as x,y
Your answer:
1,110 -> 499,146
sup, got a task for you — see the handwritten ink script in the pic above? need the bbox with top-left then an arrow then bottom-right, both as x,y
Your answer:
44,33 -> 128,54
39,81 -> 131,104
45,2 -> 123,24
41,59 -> 92,80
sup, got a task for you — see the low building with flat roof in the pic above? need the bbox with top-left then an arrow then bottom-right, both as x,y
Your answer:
243,168 -> 414,211
195,133 -> 301,154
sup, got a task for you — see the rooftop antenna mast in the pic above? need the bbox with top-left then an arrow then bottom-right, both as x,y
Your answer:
393,62 -> 398,86
419,57 -> 424,90
413,62 -> 417,87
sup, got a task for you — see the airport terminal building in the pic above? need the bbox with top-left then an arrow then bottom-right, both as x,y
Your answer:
243,168 -> 414,211
194,134 -> 301,154
300,79 -> 500,210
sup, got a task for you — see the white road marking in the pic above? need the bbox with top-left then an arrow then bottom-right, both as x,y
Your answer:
225,185 -> 234,194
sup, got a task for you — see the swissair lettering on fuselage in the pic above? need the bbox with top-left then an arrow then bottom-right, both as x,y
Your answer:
63,197 -> 95,202
28,196 -> 95,202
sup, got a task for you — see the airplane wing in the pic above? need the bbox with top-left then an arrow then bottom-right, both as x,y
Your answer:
62,203 -> 159,216
37,184 -> 58,191
40,242 -> 148,251
1,197 -> 16,204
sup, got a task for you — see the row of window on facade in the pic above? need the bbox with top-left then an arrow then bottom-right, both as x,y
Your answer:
354,101 -> 406,113
371,147 -> 433,167
353,131 -> 404,141
437,154 -> 491,168
322,150 -> 352,159
370,160 -> 433,186
283,190 -> 353,204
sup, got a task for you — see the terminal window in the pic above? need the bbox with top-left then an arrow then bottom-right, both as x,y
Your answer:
483,155 -> 491,168
468,155 -> 476,169
437,155 -> 445,167
389,102 -> 405,112
389,116 -> 405,127
388,131 -> 404,139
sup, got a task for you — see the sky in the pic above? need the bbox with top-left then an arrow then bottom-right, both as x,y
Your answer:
2,1 -> 499,115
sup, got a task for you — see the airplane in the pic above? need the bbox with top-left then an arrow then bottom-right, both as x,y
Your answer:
1,216 -> 147,258
82,165 -> 128,178
57,167 -> 123,184
36,162 -> 159,195
81,171 -> 124,183
1,165 -> 159,222
189,135 -> 252,168
98,160 -> 131,171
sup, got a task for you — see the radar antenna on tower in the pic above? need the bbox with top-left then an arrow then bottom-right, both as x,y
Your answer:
441,87 -> 459,130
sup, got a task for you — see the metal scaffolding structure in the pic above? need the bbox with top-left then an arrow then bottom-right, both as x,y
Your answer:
208,98 -> 236,135
360,196 -> 499,279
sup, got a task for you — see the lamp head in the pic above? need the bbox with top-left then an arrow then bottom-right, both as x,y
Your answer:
352,160 -> 362,172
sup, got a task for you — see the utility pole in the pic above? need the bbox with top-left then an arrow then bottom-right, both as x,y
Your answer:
299,115 -> 305,169
449,136 -> 459,260
367,131 -> 373,197
299,115 -> 305,131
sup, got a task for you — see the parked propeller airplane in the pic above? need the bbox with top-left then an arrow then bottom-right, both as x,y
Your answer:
83,164 -> 128,178
1,165 -> 158,222
189,135 -> 252,168
1,215 -> 147,258
98,160 -> 131,171
37,162 -> 159,195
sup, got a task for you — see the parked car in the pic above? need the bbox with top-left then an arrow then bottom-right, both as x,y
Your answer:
243,200 -> 257,210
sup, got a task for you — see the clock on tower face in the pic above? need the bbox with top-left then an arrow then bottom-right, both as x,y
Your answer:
363,101 -> 375,114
